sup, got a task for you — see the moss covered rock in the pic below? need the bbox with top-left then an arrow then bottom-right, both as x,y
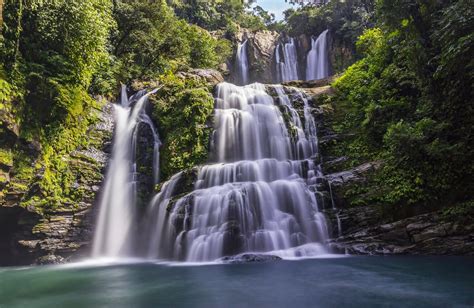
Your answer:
149,70 -> 221,181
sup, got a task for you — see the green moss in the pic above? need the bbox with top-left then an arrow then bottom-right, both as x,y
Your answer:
0,77 -> 13,103
28,91 -> 102,209
150,73 -> 214,181
10,150 -> 35,185
0,148 -> 13,167
441,201 -> 474,224
1,85 -> 105,211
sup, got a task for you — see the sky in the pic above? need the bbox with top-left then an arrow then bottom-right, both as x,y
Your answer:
253,0 -> 297,21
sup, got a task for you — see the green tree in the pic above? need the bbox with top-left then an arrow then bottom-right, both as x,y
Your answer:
108,0 -> 231,84
0,0 -> 115,208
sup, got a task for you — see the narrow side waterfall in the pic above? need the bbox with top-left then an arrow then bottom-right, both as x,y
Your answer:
275,38 -> 299,82
328,181 -> 342,237
145,83 -> 330,262
92,87 -> 160,258
236,40 -> 249,85
306,30 -> 330,81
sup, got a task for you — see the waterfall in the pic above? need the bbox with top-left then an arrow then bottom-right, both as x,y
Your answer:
328,181 -> 342,237
275,38 -> 299,82
306,30 -> 329,81
92,86 -> 160,258
145,83 -> 330,262
236,40 -> 249,85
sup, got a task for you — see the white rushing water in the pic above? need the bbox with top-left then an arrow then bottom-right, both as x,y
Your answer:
145,83 -> 330,262
275,38 -> 300,82
306,30 -> 330,81
328,181 -> 342,237
236,40 -> 249,85
92,86 -> 160,258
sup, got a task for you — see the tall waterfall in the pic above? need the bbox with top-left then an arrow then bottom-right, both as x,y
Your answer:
306,30 -> 330,81
92,86 -> 160,258
275,38 -> 299,82
144,83 -> 330,262
236,40 -> 249,85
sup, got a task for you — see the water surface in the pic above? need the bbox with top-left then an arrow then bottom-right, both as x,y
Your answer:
0,256 -> 472,307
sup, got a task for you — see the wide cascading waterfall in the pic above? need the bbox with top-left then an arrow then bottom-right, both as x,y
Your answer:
275,38 -> 299,82
236,40 -> 249,85
306,29 -> 329,81
92,86 -> 160,258
145,83 -> 330,262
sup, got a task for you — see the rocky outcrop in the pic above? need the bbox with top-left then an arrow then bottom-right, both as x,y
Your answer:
325,162 -> 382,187
328,207 -> 474,255
177,69 -> 224,86
0,103 -> 113,265
283,76 -> 336,89
17,202 -> 97,264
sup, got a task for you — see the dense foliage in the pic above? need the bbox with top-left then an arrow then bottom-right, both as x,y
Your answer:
328,0 -> 473,217
169,0 -> 272,34
285,0 -> 374,39
1,0 -> 113,209
99,0 -> 231,92
0,0 -> 231,209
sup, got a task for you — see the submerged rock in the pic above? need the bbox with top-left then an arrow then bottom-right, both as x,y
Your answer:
220,254 -> 282,264
35,254 -> 66,265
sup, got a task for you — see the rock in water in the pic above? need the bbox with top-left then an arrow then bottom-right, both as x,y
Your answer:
220,254 -> 282,264
35,254 -> 66,265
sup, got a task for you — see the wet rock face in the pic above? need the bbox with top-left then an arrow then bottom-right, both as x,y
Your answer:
325,162 -> 382,188
135,121 -> 157,208
0,103 -> 114,266
0,206 -> 39,265
328,207 -> 474,256
21,203 -> 97,263
247,31 -> 280,84
0,201 -> 97,266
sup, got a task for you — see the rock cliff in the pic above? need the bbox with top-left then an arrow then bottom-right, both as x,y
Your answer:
327,207 -> 474,255
228,29 -> 354,84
